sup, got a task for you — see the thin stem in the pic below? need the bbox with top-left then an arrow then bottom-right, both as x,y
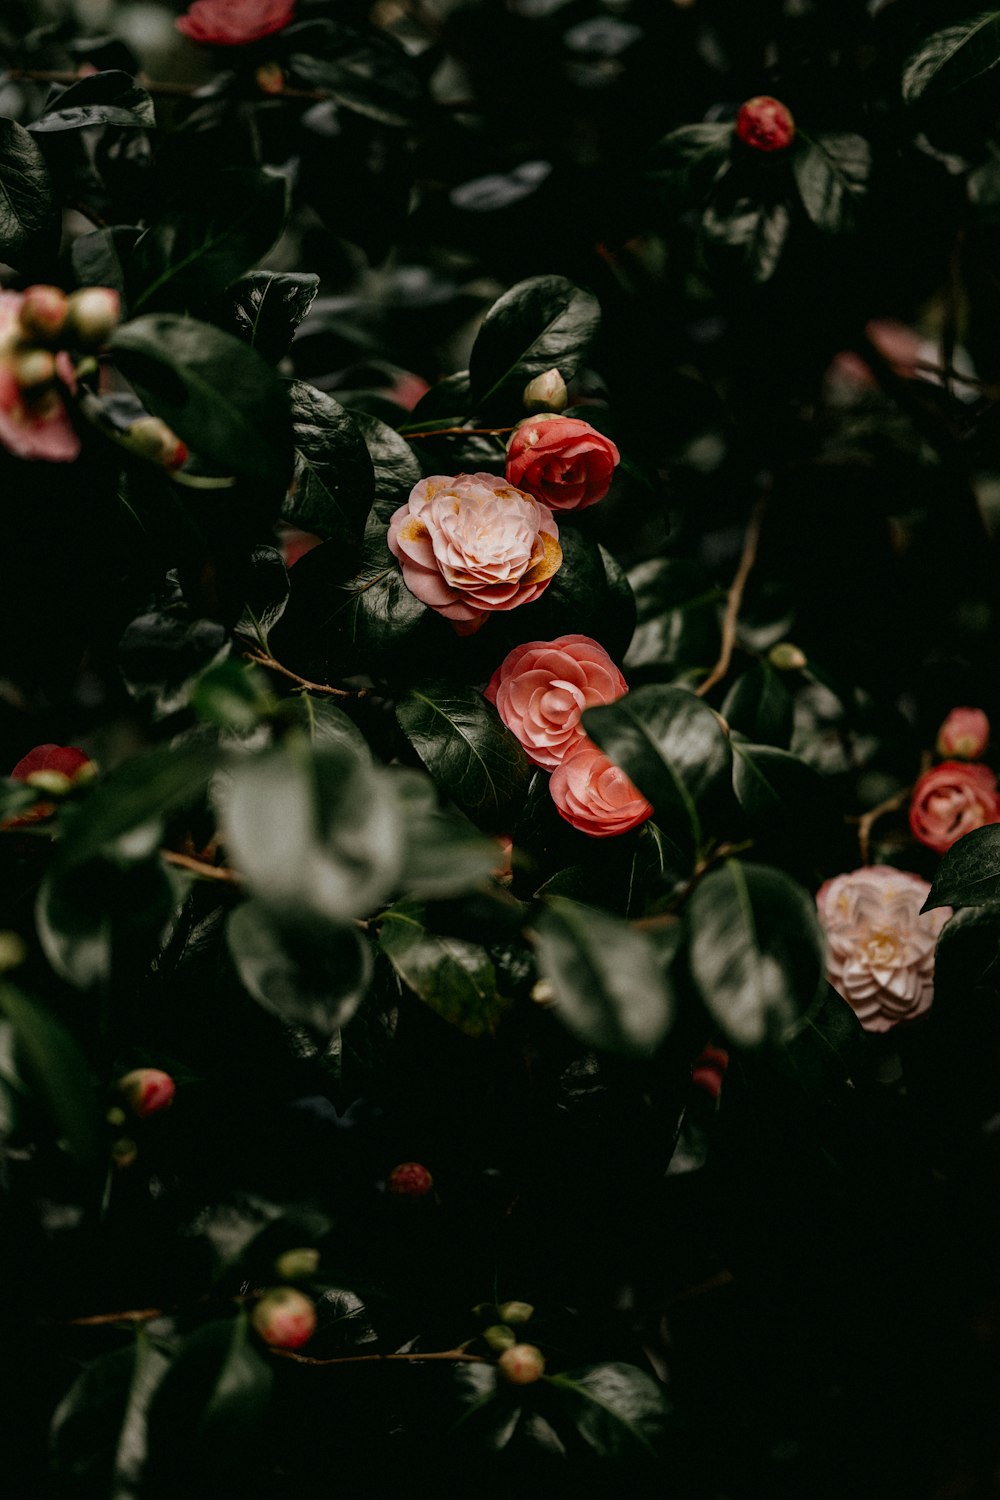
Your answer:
6,67 -> 329,102
68,1307 -> 163,1326
848,785 -> 913,866
400,425 -> 516,441
162,849 -> 239,885
270,1347 -> 489,1367
695,498 -> 768,698
244,650 -> 367,700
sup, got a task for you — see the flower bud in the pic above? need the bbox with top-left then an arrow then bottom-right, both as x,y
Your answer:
118,1067 -> 176,1119
522,368 -> 568,414
111,1137 -> 138,1169
23,768 -> 74,796
126,415 -> 188,470
67,287 -> 121,347
255,62 -> 286,95
936,707 -> 990,761
275,1247 -> 320,1281
387,1161 -> 434,1198
768,641 -> 807,672
0,931 -> 26,973
252,1287 -> 316,1349
12,348 -> 56,393
483,1323 -> 517,1352
735,96 -> 796,153
106,1105 -> 127,1128
498,1343 -> 545,1385
19,285 -> 69,342
498,1300 -> 534,1326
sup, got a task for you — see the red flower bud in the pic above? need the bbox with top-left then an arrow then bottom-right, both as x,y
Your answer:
252,1287 -> 316,1349
498,1343 -> 546,1384
735,96 -> 796,153
118,1068 -> 176,1118
18,285 -> 69,342
387,1162 -> 434,1198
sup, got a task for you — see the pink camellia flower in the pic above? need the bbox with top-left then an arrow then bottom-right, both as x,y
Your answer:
118,1067 -> 176,1119
251,1287 -> 316,1349
485,634 -> 627,770
505,416 -> 620,512
176,0 -> 295,46
549,740 -> 652,838
816,865 -> 951,1033
909,760 -> 1000,855
387,472 -> 562,635
936,707 -> 990,761
0,292 -> 80,463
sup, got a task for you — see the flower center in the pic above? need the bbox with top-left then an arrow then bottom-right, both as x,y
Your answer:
865,930 -> 899,966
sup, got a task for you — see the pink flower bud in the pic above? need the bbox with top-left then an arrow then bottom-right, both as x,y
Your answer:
126,415 -> 188,470
67,287 -> 121,347
498,1344 -> 546,1384
118,1068 -> 176,1119
387,1161 -> 434,1198
936,707 -> 990,761
735,96 -> 796,153
255,62 -> 286,95
18,285 -> 69,342
251,1287 -> 317,1349
522,368 -> 568,413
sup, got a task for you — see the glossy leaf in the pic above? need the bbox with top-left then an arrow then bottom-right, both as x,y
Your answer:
379,899 -> 505,1037
286,381 -> 374,546
51,1331 -> 170,1499
396,682 -> 533,829
191,660 -> 274,734
624,558 -> 723,679
72,226 -> 142,301
353,409 -> 423,520
687,860 -> 826,1048
646,122 -> 732,207
29,70 -> 155,132
0,982 -> 101,1170
0,118 -> 60,269
289,27 -> 423,128
37,856 -> 177,991
793,132 -> 871,234
227,900 -> 372,1036
731,741 -> 828,829
322,519 -> 427,662
468,274 -> 601,409
902,13 -> 1000,108
545,1363 -> 669,1458
393,769 -> 501,898
922,824 -> 1000,911
701,190 -> 791,285
222,271 -> 319,364
533,896 -> 675,1056
722,662 -> 793,748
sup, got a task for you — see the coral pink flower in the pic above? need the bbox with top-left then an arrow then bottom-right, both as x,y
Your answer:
485,634 -> 627,770
0,293 -> 79,463
936,707 -> 990,761
816,865 -> 950,1033
549,740 -> 652,838
506,416 -> 619,512
909,760 -> 1000,855
176,0 -> 295,46
387,472 -> 561,635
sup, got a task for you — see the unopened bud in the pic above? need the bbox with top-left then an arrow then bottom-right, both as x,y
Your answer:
24,768 -> 73,796
735,96 -> 796,153
126,415 -> 188,470
498,1300 -> 534,1326
118,1067 -> 175,1119
67,287 -> 121,347
105,1105 -> 127,1128
111,1137 -> 138,1169
497,1343 -> 545,1385
387,1161 -> 434,1198
506,412 -> 562,452
252,1287 -> 316,1349
255,62 -> 286,95
936,707 -> 990,761
483,1323 -> 517,1352
768,642 -> 807,672
0,931 -> 26,972
12,347 -> 57,393
19,285 -> 69,342
275,1247 -> 320,1281
522,368 -> 568,414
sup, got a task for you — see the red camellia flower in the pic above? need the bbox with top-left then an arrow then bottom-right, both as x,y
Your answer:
12,744 -> 92,789
118,1068 -> 176,1119
485,635 -> 627,770
735,96 -> 796,153
909,760 -> 1000,855
387,1162 -> 434,1197
549,740 -> 652,838
387,472 -> 561,635
936,707 -> 990,761
176,0 -> 296,46
251,1287 -> 317,1349
505,416 -> 620,512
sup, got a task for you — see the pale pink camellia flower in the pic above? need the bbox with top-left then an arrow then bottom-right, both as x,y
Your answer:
176,0 -> 296,46
387,472 -> 562,636
485,634 -> 627,770
0,292 -> 80,463
936,707 -> 990,761
549,740 -> 652,839
816,865 -> 951,1034
909,760 -> 1000,855
506,416 -> 620,512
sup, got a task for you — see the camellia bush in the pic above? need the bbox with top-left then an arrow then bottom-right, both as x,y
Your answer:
7,0 -> 1000,1495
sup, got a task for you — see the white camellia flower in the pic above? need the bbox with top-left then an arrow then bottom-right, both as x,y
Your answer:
816,865 -> 951,1033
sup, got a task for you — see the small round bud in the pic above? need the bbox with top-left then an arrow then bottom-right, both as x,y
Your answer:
19,285 -> 69,341
735,96 -> 796,153
531,979 -> 556,1007
67,287 -> 121,347
255,62 -> 286,95
768,641 -> 807,672
24,768 -> 73,796
0,931 -> 26,973
12,348 -> 56,393
936,707 -> 990,761
275,1247 -> 320,1281
387,1161 -> 434,1197
105,1105 -> 127,1128
498,1300 -> 534,1326
498,1343 -> 545,1385
118,1067 -> 175,1119
483,1324 -> 517,1352
126,415 -> 188,470
111,1137 -> 138,1169
252,1287 -> 316,1349
522,368 -> 568,414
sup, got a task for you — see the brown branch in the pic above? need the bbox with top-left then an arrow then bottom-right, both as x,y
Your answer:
848,786 -> 913,866
162,849 -> 239,885
68,1307 -> 163,1326
401,425 -> 516,441
270,1346 -> 489,1367
695,498 -> 768,699
6,67 -> 329,102
244,650 -> 366,700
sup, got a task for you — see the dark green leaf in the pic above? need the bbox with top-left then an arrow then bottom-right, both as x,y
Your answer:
191,660 -> 274,734
902,13 -> 1000,108
289,29 -> 423,128
451,1363 -> 522,1451
792,132 -> 871,234
545,1363 -> 669,1458
922,823 -> 1000,910
468,274 -> 601,409
0,982 -> 101,1170
687,860 -> 826,1048
731,741 -> 828,829
533,896 -> 675,1056
227,900 -> 371,1036
111,314 -> 293,489
72,226 -> 142,301
393,769 -> 500,898
322,519 -> 427,662
52,1331 -> 171,1500
583,685 -> 732,863
396,682 -> 533,829
379,899 -> 505,1036
353,409 -> 423,520
701,190 -> 791,284
0,118 -> 60,269
37,856 -> 177,991
222,272 -> 318,364
29,70 -> 155,132
646,121 -> 732,207
129,168 -> 289,315
721,662 -> 793,748
0,778 -> 40,820
279,694 -> 373,759
624,558 -> 723,679
286,381 -> 374,545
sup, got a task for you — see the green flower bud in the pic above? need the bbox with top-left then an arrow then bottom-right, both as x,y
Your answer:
498,1300 -> 534,1326
483,1324 -> 517,1352
768,641 -> 807,671
275,1247 -> 321,1281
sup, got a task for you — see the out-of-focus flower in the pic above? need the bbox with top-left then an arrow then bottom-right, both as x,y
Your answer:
909,760 -> 1000,855
0,292 -> 80,463
936,707 -> 990,761
506,416 -> 619,512
176,0 -> 296,46
118,1068 -> 176,1118
816,865 -> 950,1033
251,1287 -> 316,1348
548,740 -> 652,838
485,635 -> 627,770
387,472 -> 561,635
